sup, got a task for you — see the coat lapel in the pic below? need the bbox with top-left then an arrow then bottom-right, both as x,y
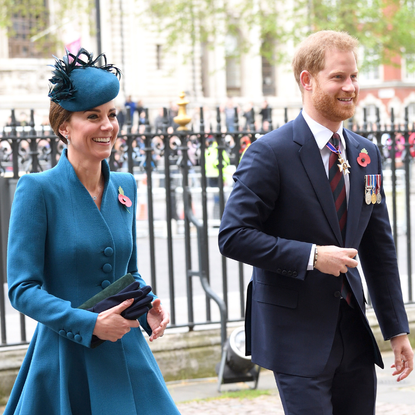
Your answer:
344,129 -> 365,247
293,114 -> 343,246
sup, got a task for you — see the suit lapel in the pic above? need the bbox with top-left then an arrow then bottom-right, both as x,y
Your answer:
344,129 -> 364,247
294,114 -> 343,246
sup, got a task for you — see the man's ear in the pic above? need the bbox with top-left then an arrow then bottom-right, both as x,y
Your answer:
300,70 -> 313,92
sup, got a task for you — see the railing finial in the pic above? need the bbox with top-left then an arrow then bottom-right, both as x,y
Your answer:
173,91 -> 192,131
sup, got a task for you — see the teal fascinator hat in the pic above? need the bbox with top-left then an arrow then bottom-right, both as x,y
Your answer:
48,48 -> 121,112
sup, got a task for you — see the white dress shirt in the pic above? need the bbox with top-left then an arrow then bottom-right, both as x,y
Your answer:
301,110 -> 350,270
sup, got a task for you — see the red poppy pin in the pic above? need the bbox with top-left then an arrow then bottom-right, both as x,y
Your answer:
357,148 -> 371,167
118,186 -> 132,213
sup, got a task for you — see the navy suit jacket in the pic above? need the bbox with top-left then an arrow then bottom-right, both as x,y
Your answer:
218,112 -> 409,377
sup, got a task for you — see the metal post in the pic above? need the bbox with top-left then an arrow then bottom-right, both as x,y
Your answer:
95,0 -> 102,57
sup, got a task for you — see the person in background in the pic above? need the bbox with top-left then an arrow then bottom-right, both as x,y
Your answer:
205,139 -> 230,219
259,99 -> 269,130
125,95 -> 136,123
136,100 -> 146,129
242,102 -> 255,131
116,105 -> 126,133
219,30 -> 413,415
136,99 -> 144,118
239,136 -> 251,161
168,101 -> 179,131
5,48 -> 180,415
223,97 -> 236,132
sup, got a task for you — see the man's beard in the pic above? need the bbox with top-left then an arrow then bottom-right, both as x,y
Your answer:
312,81 -> 358,123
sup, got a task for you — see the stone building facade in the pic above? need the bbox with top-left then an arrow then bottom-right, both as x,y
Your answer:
0,0 -> 414,129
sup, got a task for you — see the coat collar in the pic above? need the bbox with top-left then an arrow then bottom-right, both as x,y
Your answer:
58,148 -> 111,204
344,130 -> 365,247
294,113 -> 343,245
293,113 -> 364,247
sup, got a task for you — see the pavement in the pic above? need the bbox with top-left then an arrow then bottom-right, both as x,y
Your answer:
0,352 -> 414,414
170,352 -> 415,415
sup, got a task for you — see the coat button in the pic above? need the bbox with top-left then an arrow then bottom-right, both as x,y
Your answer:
102,263 -> 112,273
282,270 -> 287,276
75,334 -> 82,342
101,280 -> 111,289
292,271 -> 298,277
334,291 -> 341,298
59,330 -> 66,336
104,247 -> 114,257
67,332 -> 74,340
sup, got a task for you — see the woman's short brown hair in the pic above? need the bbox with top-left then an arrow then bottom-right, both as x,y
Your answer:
292,31 -> 359,94
49,101 -> 73,144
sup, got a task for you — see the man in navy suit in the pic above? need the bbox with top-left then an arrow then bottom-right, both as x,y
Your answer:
218,30 -> 413,414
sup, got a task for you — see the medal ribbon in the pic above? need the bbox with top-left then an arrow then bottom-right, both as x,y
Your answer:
377,174 -> 381,192
326,141 -> 341,156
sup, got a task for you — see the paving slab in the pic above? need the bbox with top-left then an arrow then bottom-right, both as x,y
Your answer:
172,351 -> 415,415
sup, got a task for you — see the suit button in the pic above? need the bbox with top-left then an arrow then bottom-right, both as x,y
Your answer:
67,332 -> 74,340
59,330 -> 66,336
104,247 -> 114,257
292,271 -> 298,277
102,263 -> 112,273
75,334 -> 82,342
334,291 -> 341,298
282,270 -> 287,276
101,280 -> 111,289
277,269 -> 282,274
287,271 -> 292,276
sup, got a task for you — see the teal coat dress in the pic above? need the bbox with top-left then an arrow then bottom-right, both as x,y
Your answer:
5,149 -> 180,415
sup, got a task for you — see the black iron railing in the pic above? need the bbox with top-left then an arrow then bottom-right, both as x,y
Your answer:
0,106 -> 414,346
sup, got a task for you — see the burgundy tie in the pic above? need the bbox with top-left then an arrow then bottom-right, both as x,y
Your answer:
328,133 -> 352,305
329,133 -> 347,243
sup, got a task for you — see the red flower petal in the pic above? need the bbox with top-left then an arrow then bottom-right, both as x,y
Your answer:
357,153 -> 371,167
118,194 -> 132,207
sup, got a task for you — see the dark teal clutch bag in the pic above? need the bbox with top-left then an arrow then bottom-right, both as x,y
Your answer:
78,273 -> 138,348
78,273 -> 136,310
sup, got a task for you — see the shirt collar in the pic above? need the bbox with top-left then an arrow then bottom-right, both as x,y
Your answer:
302,110 -> 346,151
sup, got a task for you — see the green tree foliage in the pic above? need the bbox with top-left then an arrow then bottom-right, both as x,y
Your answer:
0,0 -> 93,56
143,0 -> 415,69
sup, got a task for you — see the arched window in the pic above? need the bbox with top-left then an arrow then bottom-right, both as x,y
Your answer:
365,104 -> 378,124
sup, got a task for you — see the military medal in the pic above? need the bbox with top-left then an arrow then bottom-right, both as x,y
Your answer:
376,174 -> 382,204
337,155 -> 351,175
365,175 -> 372,205
326,140 -> 350,175
365,175 -> 381,205
371,182 -> 377,204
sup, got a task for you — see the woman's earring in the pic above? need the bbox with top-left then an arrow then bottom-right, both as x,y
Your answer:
65,135 -> 70,145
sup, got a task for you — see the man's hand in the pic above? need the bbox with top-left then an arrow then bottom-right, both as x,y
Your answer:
147,299 -> 170,342
93,298 -> 140,342
390,335 -> 414,382
314,245 -> 358,276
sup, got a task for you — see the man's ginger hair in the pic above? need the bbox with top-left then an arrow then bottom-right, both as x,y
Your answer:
292,30 -> 359,94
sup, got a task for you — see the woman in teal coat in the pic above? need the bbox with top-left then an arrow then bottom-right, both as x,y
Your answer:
5,49 -> 181,415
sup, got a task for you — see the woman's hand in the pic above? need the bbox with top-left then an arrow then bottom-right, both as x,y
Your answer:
147,299 -> 170,342
92,298 -> 140,342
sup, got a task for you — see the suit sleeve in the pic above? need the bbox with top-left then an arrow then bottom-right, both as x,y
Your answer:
218,139 -> 312,280
358,147 -> 409,339
7,174 -> 98,348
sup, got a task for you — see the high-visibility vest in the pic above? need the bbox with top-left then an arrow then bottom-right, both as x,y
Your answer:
205,142 -> 230,178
